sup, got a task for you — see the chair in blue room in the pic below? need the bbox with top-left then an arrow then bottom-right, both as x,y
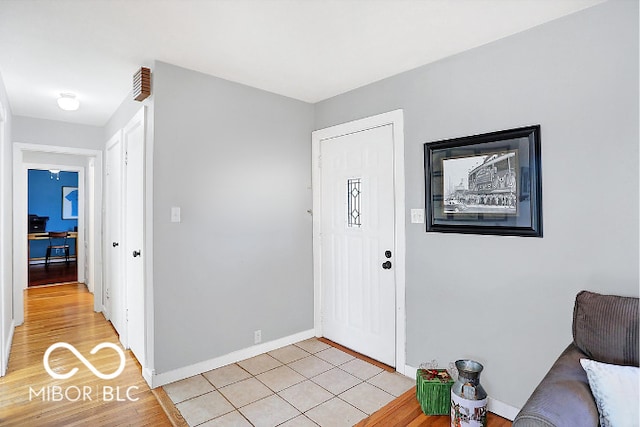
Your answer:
45,231 -> 70,269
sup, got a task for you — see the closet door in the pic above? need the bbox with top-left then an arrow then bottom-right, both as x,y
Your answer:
123,107 -> 146,365
105,130 -> 126,346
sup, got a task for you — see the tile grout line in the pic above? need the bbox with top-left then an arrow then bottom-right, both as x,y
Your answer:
195,364 -> 256,427
215,357 -> 306,426
166,339 -> 407,426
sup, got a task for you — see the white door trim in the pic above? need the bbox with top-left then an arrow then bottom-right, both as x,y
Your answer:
312,109 -> 406,373
12,142 -> 102,325
0,100 -> 9,377
23,162 -> 85,284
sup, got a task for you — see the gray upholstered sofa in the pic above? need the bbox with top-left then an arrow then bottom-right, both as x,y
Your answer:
513,290 -> 639,427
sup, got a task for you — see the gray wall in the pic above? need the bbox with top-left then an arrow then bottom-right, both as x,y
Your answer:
104,94 -> 145,141
13,116 -> 103,150
314,0 -> 639,409
152,61 -> 315,373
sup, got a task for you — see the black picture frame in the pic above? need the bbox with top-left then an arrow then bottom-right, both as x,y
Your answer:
424,125 -> 542,237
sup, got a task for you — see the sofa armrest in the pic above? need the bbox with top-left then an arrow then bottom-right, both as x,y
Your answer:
513,344 -> 599,427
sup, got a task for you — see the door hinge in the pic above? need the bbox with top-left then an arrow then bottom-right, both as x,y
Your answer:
126,308 -> 129,322
125,151 -> 128,165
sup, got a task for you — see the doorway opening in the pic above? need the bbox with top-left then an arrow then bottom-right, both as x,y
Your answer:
12,143 -> 102,326
27,168 -> 79,287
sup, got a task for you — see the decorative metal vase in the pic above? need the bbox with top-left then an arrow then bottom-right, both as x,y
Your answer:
450,359 -> 488,427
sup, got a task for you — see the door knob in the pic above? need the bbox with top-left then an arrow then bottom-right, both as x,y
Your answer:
133,250 -> 141,257
382,261 -> 392,269
112,242 -> 119,247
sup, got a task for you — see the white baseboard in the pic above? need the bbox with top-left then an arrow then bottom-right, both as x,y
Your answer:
1,319 -> 15,377
101,305 -> 109,320
143,367 -> 154,387
488,397 -> 519,421
147,329 -> 316,388
406,364 -> 519,421
404,364 -> 418,379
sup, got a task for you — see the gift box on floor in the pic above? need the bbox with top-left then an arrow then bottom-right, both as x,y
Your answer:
416,368 -> 454,415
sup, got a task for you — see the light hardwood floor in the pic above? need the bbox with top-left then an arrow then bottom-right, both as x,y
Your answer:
1,282 -> 512,426
355,388 -> 512,427
0,283 -> 171,426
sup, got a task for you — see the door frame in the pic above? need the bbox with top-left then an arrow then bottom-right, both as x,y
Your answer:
24,163 -> 85,280
12,142 -> 102,325
311,109 -> 406,373
0,100 -> 8,377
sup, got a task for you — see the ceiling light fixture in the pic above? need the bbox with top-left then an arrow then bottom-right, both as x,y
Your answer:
57,93 -> 79,111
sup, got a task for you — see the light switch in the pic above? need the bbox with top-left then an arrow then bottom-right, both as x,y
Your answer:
171,206 -> 181,223
411,208 -> 424,224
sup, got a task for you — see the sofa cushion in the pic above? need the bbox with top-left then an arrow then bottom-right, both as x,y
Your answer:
573,290 -> 639,367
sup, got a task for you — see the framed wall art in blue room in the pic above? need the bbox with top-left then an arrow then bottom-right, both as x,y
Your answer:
61,186 -> 78,219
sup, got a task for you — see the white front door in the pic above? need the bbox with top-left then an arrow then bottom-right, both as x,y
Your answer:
317,124 -> 396,366
124,108 -> 145,364
105,130 -> 125,345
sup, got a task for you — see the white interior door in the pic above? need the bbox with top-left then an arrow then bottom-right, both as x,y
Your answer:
319,124 -> 396,366
124,108 -> 145,364
105,130 -> 126,345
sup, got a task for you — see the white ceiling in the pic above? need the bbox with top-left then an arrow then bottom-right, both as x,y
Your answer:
0,0 -> 605,127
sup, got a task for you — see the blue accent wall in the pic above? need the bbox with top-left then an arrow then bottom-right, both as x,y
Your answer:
28,169 -> 78,258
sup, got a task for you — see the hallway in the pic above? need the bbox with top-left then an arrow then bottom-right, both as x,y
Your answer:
0,283 -> 170,426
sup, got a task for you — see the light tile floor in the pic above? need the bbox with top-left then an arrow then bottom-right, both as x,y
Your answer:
164,338 -> 415,427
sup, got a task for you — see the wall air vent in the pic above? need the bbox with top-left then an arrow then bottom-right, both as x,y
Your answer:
133,67 -> 151,102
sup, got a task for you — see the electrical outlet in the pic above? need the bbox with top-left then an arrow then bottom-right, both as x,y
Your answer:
254,330 -> 262,344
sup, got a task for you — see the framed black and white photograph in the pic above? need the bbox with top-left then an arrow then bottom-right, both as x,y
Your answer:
424,125 -> 542,237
